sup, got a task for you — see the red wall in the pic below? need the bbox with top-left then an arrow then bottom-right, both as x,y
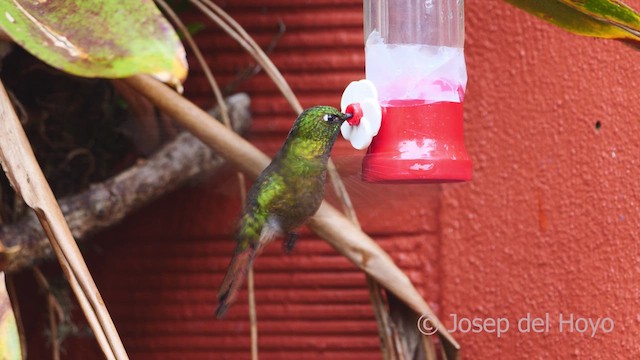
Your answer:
19,0 -> 640,359
440,0 -> 640,358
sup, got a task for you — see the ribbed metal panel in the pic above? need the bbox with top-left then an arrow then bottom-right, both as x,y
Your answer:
91,230 -> 436,359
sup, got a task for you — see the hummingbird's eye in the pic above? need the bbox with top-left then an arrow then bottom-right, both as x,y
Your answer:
323,114 -> 337,122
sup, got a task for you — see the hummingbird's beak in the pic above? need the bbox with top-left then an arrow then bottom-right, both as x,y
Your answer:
341,112 -> 353,122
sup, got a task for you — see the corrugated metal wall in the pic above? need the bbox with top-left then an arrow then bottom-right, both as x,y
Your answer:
19,1 -> 443,359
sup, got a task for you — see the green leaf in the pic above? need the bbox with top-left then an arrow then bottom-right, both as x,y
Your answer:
0,0 -> 187,85
0,273 -> 21,360
561,0 -> 640,35
504,0 -> 640,48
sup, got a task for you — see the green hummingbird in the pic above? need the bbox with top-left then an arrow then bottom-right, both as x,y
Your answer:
216,105 -> 352,318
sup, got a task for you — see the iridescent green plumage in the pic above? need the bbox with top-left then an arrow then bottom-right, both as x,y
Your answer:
216,106 -> 351,317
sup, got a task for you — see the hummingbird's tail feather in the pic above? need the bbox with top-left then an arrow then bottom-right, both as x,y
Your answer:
217,216 -> 279,318
216,248 -> 255,318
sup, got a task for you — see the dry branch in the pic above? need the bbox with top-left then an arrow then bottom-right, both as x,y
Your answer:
0,93 -> 251,272
122,74 -> 460,358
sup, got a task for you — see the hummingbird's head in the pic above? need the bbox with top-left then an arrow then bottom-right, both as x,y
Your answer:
292,106 -> 351,143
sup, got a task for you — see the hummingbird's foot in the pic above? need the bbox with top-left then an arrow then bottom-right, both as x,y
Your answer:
283,232 -> 298,253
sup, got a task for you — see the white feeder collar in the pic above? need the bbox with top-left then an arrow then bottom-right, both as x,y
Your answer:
340,79 -> 382,150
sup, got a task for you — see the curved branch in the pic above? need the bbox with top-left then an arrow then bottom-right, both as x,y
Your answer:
121,74 -> 460,357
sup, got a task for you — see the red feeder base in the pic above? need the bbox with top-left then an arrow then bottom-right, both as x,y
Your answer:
362,99 -> 472,183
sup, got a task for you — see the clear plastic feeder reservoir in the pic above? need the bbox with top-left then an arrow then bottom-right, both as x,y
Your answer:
362,0 -> 471,183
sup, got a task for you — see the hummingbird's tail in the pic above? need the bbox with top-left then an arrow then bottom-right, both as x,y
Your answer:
216,247 -> 255,318
217,214 -> 279,318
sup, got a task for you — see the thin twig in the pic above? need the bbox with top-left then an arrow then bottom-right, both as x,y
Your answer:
247,266 -> 258,360
155,0 -> 231,127
32,267 -> 64,320
224,21 -> 286,94
366,278 -> 397,360
157,5 -> 258,354
47,294 -> 60,360
33,267 -> 66,360
237,172 -> 257,360
190,0 -> 302,113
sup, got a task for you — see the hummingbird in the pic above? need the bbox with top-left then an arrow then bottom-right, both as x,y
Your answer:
216,105 -> 352,318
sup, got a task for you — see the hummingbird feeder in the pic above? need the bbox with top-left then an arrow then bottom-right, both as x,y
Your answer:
341,0 -> 472,183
